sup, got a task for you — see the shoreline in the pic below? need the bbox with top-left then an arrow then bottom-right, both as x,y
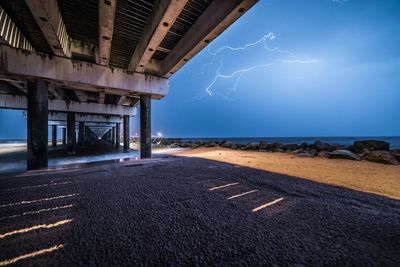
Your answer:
153,138 -> 400,165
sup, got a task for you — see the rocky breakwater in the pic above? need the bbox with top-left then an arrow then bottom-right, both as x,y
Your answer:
151,138 -> 400,165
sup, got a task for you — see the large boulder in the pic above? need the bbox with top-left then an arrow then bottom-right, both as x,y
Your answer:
351,140 -> 390,153
314,140 -> 330,151
244,142 -> 259,150
221,141 -> 233,148
267,143 -> 284,152
391,149 -> 400,161
295,151 -> 314,158
364,151 -> 399,165
259,141 -> 268,151
317,151 -> 331,158
283,144 -> 299,151
330,150 -> 361,161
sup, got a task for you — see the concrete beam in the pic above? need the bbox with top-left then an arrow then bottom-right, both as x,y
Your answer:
98,0 -> 117,65
48,112 -> 124,123
0,45 -> 169,97
0,94 -> 136,116
128,0 -> 188,72
25,0 -> 70,56
74,90 -> 88,102
48,84 -> 64,99
161,0 -> 258,77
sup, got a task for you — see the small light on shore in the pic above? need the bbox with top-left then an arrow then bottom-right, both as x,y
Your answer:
157,132 -> 162,137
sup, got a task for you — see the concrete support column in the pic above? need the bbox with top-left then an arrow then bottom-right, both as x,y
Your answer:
62,127 -> 66,145
140,95 -> 151,158
112,126 -> 115,144
67,112 -> 76,154
51,125 -> 57,147
78,122 -> 85,144
27,79 -> 48,170
123,115 -> 130,151
115,123 -> 120,149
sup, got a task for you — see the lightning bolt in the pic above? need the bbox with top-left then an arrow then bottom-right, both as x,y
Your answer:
201,32 -> 319,98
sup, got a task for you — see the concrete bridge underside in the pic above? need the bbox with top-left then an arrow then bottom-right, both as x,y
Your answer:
0,0 -> 258,170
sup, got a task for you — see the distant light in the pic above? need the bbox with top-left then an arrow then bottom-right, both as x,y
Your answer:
157,132 -> 162,137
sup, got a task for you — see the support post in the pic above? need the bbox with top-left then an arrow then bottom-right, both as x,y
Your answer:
67,112 -> 76,154
112,126 -> 115,144
123,115 -> 130,152
78,121 -> 85,144
27,79 -> 48,170
51,125 -> 57,147
115,123 -> 120,149
62,127 -> 66,145
140,95 -> 151,158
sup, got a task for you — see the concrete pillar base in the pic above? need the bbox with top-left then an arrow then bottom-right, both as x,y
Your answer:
140,95 -> 151,158
115,123 -> 120,149
27,79 -> 48,170
67,112 -> 76,154
123,115 -> 130,152
51,125 -> 57,147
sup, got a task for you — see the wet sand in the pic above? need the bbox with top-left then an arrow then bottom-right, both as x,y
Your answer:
0,154 -> 399,266
172,147 -> 400,200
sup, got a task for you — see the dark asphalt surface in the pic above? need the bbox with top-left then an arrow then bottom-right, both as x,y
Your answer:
0,156 -> 399,266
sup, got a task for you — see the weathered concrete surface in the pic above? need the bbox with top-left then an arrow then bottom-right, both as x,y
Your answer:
66,112 -> 76,154
0,156 -> 399,266
140,95 -> 151,158
0,94 -> 135,116
123,115 -> 129,152
27,79 -> 48,170
0,46 -> 169,97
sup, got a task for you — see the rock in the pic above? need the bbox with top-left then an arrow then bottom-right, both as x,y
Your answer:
221,141 -> 233,148
314,140 -> 330,151
359,148 -> 370,158
283,144 -> 299,151
365,151 -> 399,165
180,143 -> 189,148
290,148 -> 305,155
299,143 -> 308,149
391,149 -> 400,161
231,144 -> 238,149
267,142 -> 283,151
274,148 -> 285,153
317,151 -> 331,158
169,143 -> 180,148
204,142 -> 216,147
330,150 -> 361,161
259,141 -> 268,151
295,151 -> 314,158
244,142 -> 259,150
191,144 -> 199,149
308,149 -> 318,156
351,140 -> 390,153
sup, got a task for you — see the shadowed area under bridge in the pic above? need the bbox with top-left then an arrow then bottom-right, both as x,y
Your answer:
0,155 -> 399,266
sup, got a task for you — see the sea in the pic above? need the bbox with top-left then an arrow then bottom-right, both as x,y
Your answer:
1,137 -> 400,149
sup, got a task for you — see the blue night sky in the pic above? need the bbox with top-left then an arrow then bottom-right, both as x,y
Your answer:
1,0 -> 399,139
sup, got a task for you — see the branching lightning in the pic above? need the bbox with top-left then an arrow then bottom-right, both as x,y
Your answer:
201,32 -> 319,98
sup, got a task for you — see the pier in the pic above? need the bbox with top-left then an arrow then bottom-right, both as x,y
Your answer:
0,0 -> 257,170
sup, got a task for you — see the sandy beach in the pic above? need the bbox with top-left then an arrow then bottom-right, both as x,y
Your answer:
172,147 -> 400,200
